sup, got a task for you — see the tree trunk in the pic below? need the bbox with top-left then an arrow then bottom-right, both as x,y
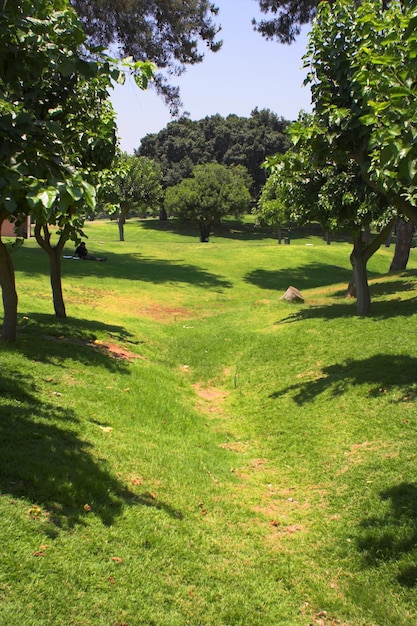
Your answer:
199,222 -> 210,242
389,219 -> 414,271
346,217 -> 396,307
49,248 -> 66,318
159,206 -> 168,221
0,234 -> 18,342
118,214 -> 125,241
34,223 -> 68,318
350,236 -> 371,316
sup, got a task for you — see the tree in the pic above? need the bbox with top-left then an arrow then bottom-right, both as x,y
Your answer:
389,219 -> 415,272
70,0 -> 222,113
256,172 -> 291,243
262,121 -> 395,316
164,163 -> 251,242
101,154 -> 164,241
0,0 -> 153,338
301,0 -> 417,224
268,0 -> 417,314
253,0 -> 318,44
138,110 -> 290,198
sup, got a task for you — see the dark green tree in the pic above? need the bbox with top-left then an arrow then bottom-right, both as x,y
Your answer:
70,0 -> 222,113
164,163 -> 251,242
253,0 -> 318,44
138,110 -> 289,198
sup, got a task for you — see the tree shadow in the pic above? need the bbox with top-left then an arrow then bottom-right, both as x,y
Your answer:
16,314 -> 138,372
277,291 -> 417,324
0,368 -> 183,531
59,252 -> 233,290
244,263 -> 352,292
137,217 -> 276,242
270,354 -> 417,405
357,483 -> 417,587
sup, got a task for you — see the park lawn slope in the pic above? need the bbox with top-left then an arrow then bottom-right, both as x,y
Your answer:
1,219 -> 417,625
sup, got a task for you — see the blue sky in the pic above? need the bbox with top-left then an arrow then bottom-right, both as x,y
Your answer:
110,0 -> 312,154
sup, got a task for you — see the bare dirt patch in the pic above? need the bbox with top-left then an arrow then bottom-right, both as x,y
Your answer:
92,340 -> 146,361
193,382 -> 229,417
139,304 -> 194,322
45,335 -> 146,361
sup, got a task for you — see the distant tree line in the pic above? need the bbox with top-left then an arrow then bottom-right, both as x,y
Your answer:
136,108 -> 290,199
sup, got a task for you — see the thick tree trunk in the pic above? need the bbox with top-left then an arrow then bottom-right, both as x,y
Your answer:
346,218 -> 396,309
159,206 -> 168,221
199,222 -> 210,242
350,236 -> 371,316
0,236 -> 18,342
389,219 -> 414,271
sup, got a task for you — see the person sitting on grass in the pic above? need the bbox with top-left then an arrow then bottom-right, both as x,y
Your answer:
75,241 -> 107,262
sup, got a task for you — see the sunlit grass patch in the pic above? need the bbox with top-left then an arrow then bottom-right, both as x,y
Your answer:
1,218 -> 417,625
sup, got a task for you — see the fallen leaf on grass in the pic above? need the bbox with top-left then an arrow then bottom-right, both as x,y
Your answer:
131,477 -> 143,486
28,506 -> 42,518
111,556 -> 123,563
33,544 -> 49,557
98,425 -> 113,432
83,504 -> 92,512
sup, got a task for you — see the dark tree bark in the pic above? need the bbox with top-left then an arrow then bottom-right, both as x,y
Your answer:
34,223 -> 69,318
118,214 -> 125,242
159,206 -> 168,221
347,218 -> 396,315
389,218 -> 415,271
350,236 -> 371,316
199,222 -> 211,242
0,226 -> 18,342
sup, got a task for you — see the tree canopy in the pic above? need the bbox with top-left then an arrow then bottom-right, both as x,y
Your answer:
258,0 -> 417,316
138,109 -> 290,198
70,0 -> 222,113
0,0 -> 153,339
164,163 -> 251,241
100,153 -> 164,241
253,0 -> 318,44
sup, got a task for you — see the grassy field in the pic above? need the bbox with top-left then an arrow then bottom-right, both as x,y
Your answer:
1,218 -> 417,626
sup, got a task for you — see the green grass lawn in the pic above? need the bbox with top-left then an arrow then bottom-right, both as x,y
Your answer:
1,218 -> 417,625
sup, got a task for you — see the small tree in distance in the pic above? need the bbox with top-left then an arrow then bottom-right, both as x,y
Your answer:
164,163 -> 252,242
101,154 -> 164,241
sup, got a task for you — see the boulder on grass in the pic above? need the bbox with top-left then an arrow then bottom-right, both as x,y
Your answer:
281,286 -> 304,303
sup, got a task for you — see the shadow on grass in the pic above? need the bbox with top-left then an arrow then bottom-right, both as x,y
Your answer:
14,244 -> 233,290
357,483 -> 417,587
245,263 -> 352,292
137,217 -> 275,242
277,292 -> 417,324
0,368 -> 183,530
60,253 -> 233,290
270,354 -> 417,405
17,314 -> 138,372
